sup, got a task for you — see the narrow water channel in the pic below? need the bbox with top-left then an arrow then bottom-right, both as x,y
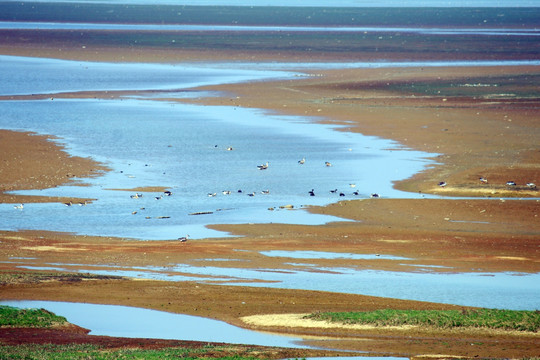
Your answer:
0,300 -> 309,348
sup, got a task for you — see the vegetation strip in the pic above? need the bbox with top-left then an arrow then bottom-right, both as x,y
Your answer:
305,309 -> 540,332
0,306 -> 67,328
0,343 -> 270,360
0,270 -> 124,285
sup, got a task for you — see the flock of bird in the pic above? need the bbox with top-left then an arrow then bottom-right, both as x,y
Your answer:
438,178 -> 537,189
11,156 -> 538,214
10,156 -> 378,214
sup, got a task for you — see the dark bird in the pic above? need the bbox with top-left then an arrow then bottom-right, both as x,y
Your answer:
257,162 -> 269,170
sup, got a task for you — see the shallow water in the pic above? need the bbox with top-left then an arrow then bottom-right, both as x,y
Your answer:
15,261 -> 540,310
0,300 -> 308,348
1,56 -> 538,312
0,300 -> 412,358
0,56 -> 437,239
0,55 -> 298,96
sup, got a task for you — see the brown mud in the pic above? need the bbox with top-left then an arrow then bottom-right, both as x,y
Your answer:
0,18 -> 539,359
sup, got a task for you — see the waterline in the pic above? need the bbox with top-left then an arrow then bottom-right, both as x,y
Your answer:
0,300 -> 308,348
16,262 -> 540,310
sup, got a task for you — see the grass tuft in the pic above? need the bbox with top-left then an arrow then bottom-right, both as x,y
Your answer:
0,305 -> 67,328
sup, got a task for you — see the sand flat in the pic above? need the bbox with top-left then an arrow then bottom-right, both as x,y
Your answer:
1,5 -> 539,358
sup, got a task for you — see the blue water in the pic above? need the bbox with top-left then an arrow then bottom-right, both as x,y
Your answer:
0,300 -> 308,348
15,262 -> 539,310
0,55 -> 297,96
0,55 -> 437,240
0,301 -> 409,358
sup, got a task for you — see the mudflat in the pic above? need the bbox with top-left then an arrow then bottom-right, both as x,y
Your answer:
0,4 -> 539,359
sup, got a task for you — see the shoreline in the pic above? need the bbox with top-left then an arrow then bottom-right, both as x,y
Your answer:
0,53 -> 538,275
1,19 -> 539,358
1,58 -> 538,198
0,130 -> 109,204
1,276 -> 539,357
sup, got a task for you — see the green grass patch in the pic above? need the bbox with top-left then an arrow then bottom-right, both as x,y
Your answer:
0,343 -> 271,359
305,309 -> 540,332
0,305 -> 67,328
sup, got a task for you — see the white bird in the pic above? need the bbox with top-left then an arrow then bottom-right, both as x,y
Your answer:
261,189 -> 270,195
479,177 -> 488,184
350,183 -> 356,188
257,162 -> 269,170
438,181 -> 447,187
298,157 -> 305,165
247,192 -> 256,197
208,193 -> 217,197
526,182 -> 536,188
222,190 -> 231,195
178,235 -> 189,242
325,162 -> 332,167
226,147 -> 233,151
506,181 -> 516,186
13,203 -> 24,210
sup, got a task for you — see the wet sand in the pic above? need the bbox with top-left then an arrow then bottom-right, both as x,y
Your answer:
0,130 -> 109,204
1,21 -> 540,359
